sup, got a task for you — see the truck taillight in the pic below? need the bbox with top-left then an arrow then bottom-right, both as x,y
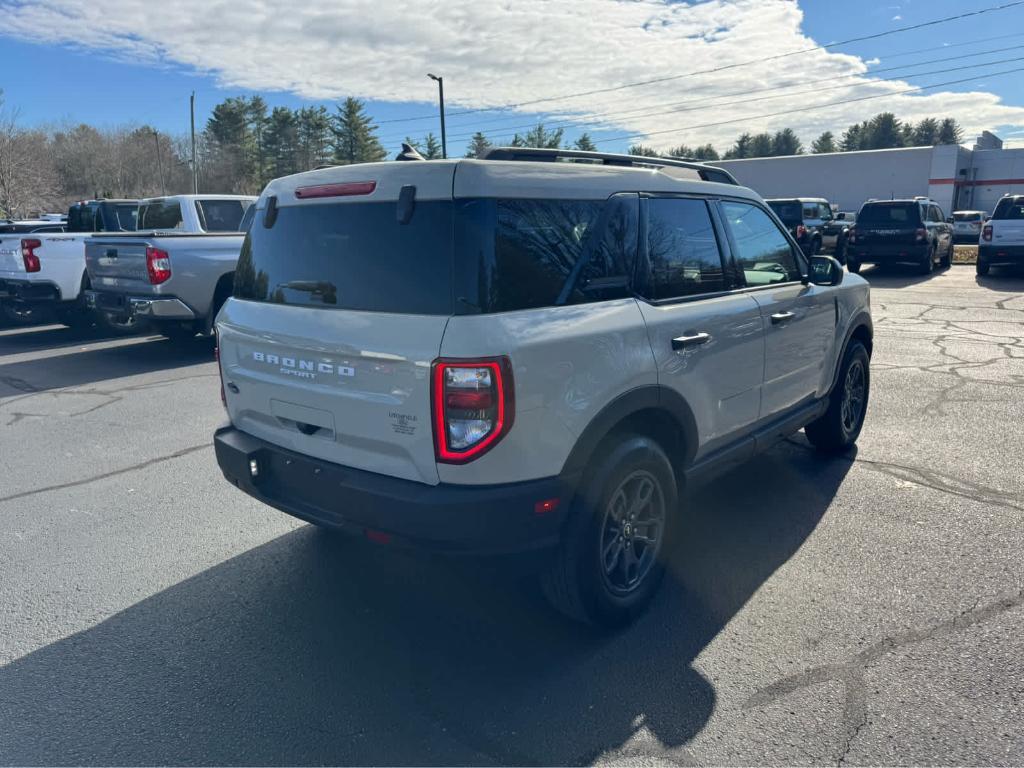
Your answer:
982,224 -> 993,242
795,224 -> 807,239
146,246 -> 171,284
432,357 -> 514,464
915,227 -> 927,242
20,239 -> 41,273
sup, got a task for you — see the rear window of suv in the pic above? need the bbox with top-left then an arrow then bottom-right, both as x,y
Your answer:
235,196 -> 638,316
767,201 -> 802,224
857,202 -> 921,225
953,212 -> 983,222
992,198 -> 1024,219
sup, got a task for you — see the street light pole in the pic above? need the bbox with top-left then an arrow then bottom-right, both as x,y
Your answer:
427,73 -> 447,159
190,91 -> 198,194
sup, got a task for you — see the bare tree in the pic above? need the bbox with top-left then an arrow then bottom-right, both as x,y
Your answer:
0,94 -> 59,217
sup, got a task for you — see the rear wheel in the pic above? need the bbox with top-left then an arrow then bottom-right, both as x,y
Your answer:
940,241 -> 953,269
976,257 -> 990,276
919,245 -> 935,275
805,340 -> 870,454
542,434 -> 676,628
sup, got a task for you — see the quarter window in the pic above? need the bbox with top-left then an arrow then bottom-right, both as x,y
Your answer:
721,200 -> 803,285
643,197 -> 725,299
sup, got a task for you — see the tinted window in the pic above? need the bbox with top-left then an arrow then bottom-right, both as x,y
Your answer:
643,198 -> 724,299
953,212 -> 983,222
196,199 -> 252,232
109,204 -> 138,231
767,201 -> 802,224
455,195 -> 639,313
67,205 -> 96,232
235,201 -> 454,315
239,204 -> 256,233
138,200 -> 184,230
819,204 -> 833,221
721,200 -> 803,285
993,198 -> 1024,220
858,203 -> 921,225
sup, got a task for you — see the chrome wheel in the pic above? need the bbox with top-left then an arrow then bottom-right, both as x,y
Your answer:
599,470 -> 665,596
841,359 -> 866,436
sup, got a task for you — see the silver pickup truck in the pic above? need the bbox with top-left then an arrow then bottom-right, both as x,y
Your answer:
84,195 -> 255,339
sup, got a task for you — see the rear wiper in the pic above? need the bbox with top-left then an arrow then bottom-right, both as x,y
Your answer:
272,281 -> 338,304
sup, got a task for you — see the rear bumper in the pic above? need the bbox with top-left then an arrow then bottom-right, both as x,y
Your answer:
978,244 -> 1024,265
848,243 -> 928,263
214,426 -> 577,555
0,278 -> 62,304
85,290 -> 196,320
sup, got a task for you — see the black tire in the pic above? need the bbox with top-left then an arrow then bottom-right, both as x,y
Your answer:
919,245 -> 935,275
541,434 -> 677,628
940,242 -> 953,269
805,341 -> 870,454
847,259 -> 861,274
976,258 -> 990,276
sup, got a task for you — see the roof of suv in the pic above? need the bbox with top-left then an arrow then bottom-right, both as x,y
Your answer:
766,197 -> 829,203
260,157 -> 760,207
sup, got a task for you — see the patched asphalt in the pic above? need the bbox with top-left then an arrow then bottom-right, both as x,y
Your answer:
1,264 -> 1022,765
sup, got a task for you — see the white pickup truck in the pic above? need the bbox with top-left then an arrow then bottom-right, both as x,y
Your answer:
0,200 -> 138,327
978,194 -> 1024,276
85,194 -> 256,339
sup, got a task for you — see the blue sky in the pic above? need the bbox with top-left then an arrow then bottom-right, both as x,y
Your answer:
3,0 -> 1024,156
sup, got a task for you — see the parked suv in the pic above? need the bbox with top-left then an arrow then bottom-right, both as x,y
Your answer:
846,198 -> 953,274
214,148 -> 873,627
977,194 -> 1024,276
765,198 -> 832,258
951,210 -> 986,243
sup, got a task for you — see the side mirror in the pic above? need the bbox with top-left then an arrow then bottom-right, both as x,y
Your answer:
809,255 -> 844,286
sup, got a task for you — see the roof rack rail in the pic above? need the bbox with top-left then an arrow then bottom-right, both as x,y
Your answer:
480,147 -> 739,185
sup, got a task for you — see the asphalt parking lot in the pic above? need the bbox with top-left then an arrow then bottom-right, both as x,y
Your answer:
1,264 -> 1022,766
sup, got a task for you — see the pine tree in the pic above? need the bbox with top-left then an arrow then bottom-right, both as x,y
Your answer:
465,132 -> 492,158
910,118 -> 940,147
422,132 -> 443,160
666,143 -> 695,158
840,123 -> 865,151
811,131 -> 836,153
511,123 -> 564,149
573,133 -> 597,152
628,144 -> 659,157
749,133 -> 774,157
331,97 -> 386,165
865,113 -> 904,149
723,133 -> 753,159
937,118 -> 963,145
771,128 -> 803,156
247,96 -> 269,184
691,144 -> 719,161
264,106 -> 299,179
296,106 -> 332,170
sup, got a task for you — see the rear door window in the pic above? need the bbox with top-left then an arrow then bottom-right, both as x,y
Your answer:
196,199 -> 252,232
720,200 -> 803,285
767,201 -> 802,225
640,197 -> 725,299
138,200 -> 184,230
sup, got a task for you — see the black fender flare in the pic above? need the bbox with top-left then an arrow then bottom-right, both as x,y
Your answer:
560,385 -> 699,477
828,310 -> 873,395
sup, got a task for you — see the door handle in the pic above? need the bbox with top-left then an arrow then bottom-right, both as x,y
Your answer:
770,311 -> 796,325
671,332 -> 711,351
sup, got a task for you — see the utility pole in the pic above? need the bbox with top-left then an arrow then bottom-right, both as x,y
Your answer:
190,91 -> 198,194
427,73 -> 447,159
151,128 -> 166,195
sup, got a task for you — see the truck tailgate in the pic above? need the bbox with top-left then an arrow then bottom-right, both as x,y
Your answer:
0,238 -> 25,277
85,239 -> 152,290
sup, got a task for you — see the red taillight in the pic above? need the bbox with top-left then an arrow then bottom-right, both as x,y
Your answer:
294,181 -> 376,199
146,246 -> 171,284
982,225 -> 993,242
915,227 -> 927,242
795,224 -> 807,239
432,357 -> 514,464
20,238 -> 41,273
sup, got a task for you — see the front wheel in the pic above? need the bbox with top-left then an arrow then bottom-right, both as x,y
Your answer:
805,340 -> 870,454
541,434 -> 677,628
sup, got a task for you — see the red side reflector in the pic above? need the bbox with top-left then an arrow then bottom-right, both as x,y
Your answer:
294,181 -> 376,199
534,498 -> 560,515
365,529 -> 393,545
445,390 -> 494,410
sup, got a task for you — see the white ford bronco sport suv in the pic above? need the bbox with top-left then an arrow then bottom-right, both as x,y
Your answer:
214,148 -> 872,627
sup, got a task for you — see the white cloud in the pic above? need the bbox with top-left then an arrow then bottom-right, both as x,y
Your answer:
893,14 -> 903,20
2,0 -> 1023,152
865,57 -> 882,65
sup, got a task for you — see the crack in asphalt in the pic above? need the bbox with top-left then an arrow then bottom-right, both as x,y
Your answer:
742,589 -> 1024,766
0,443 -> 211,504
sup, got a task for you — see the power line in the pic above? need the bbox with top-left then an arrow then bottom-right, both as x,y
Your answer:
376,0 -> 1024,126
427,47 -> 1024,145
589,65 -> 1021,146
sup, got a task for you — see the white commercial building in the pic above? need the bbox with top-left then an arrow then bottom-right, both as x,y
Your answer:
710,134 -> 1024,216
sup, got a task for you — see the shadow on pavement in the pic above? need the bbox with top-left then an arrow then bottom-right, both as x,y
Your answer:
0,334 -> 213,395
855,263 -> 955,288
0,439 -> 852,765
